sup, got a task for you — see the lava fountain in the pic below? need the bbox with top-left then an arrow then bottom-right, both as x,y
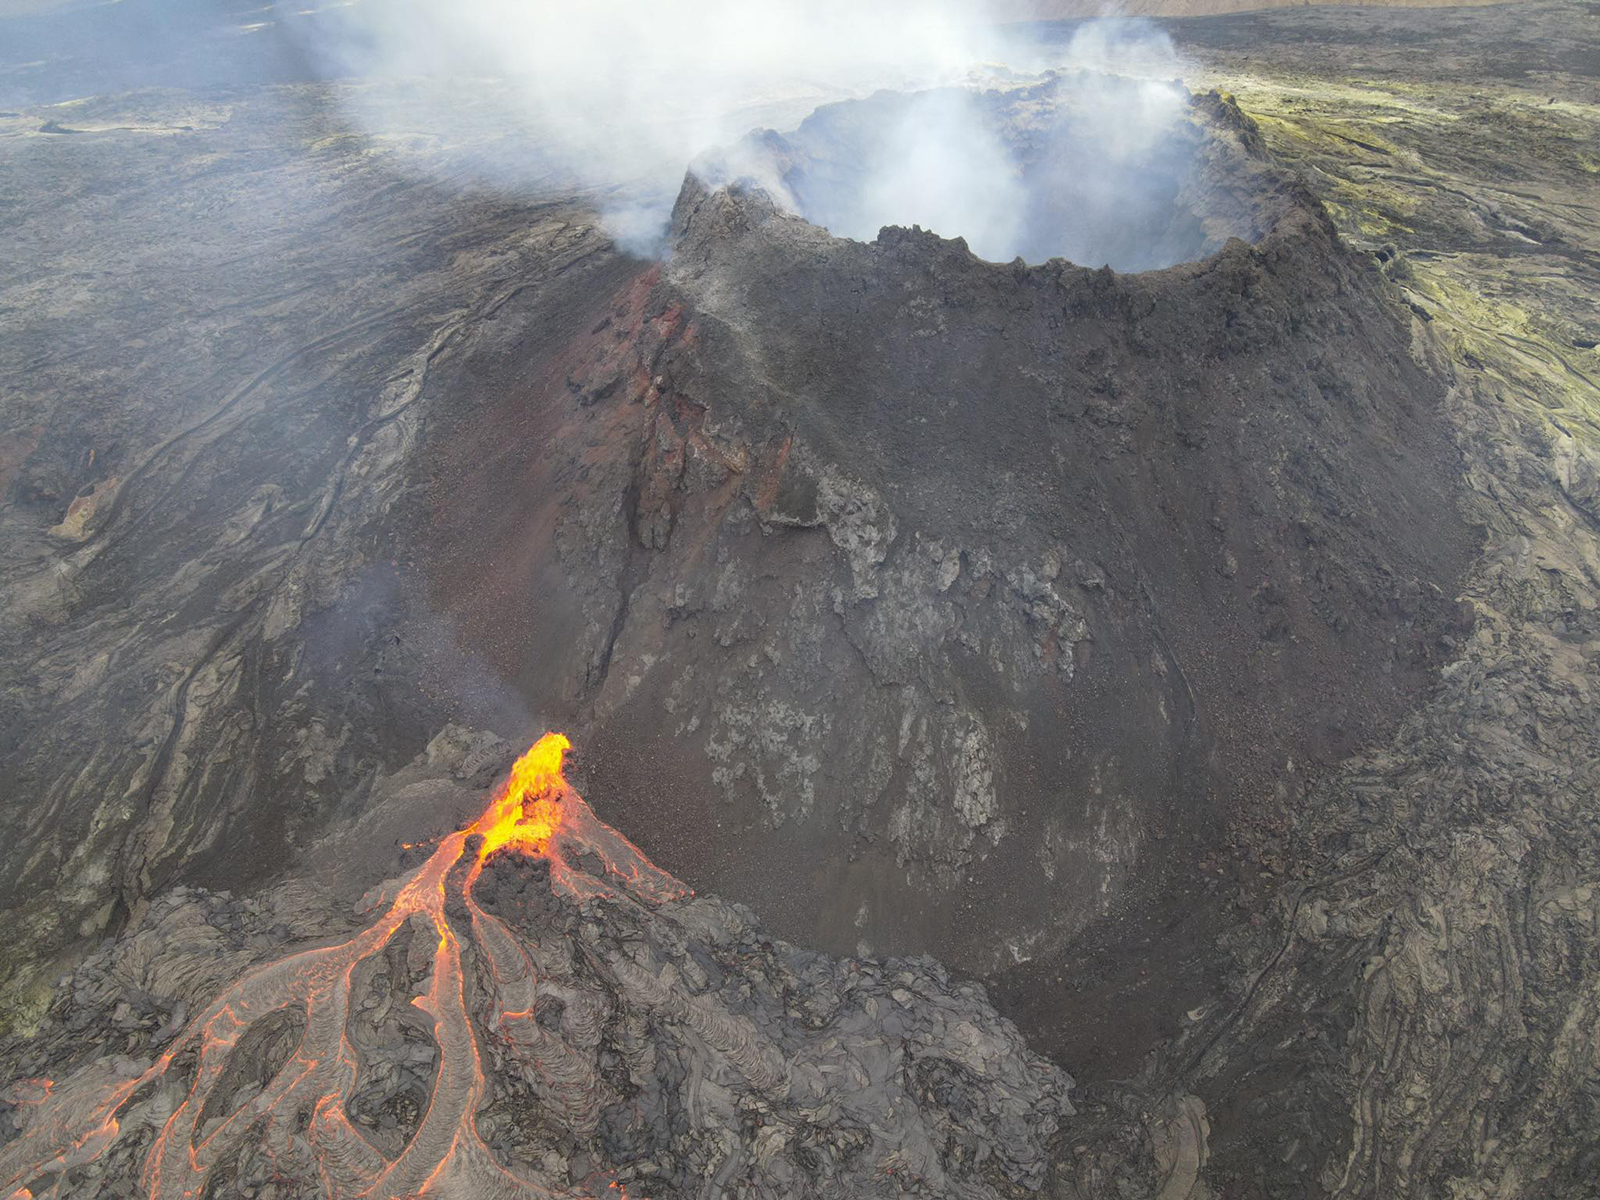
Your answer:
1,733 -> 689,1200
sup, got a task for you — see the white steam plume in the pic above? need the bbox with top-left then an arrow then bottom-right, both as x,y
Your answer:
305,2 -> 1193,262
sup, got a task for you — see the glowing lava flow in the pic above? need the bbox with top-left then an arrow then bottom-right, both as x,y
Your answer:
0,734 -> 688,1200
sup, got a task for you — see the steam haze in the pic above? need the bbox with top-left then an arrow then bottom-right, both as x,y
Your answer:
305,0 -> 1194,263
310,2 -> 1008,210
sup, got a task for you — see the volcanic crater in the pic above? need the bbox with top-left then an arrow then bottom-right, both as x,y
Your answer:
711,74 -> 1290,271
417,83 -> 1478,1064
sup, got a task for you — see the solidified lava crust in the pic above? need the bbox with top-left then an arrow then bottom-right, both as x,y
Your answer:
0,735 -> 1070,1199
0,735 -> 687,1200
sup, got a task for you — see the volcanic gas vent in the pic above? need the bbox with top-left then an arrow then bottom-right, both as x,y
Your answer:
709,75 -> 1286,270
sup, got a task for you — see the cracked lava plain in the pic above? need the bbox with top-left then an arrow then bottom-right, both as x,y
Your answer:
0,734 -> 688,1200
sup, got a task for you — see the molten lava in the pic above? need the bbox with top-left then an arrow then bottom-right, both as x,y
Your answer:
1,733 -> 688,1200
469,733 -> 568,870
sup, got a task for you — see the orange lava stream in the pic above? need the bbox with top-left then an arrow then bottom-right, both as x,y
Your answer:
0,734 -> 688,1200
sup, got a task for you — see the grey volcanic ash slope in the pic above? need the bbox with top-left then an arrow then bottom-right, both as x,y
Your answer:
420,88 -> 1476,977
